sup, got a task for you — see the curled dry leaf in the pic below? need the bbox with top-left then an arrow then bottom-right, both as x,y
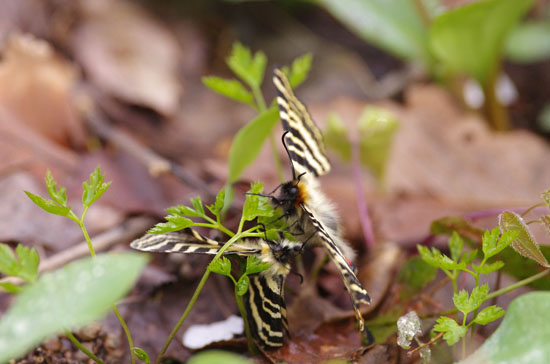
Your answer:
0,32 -> 85,147
499,211 -> 550,268
72,0 -> 181,117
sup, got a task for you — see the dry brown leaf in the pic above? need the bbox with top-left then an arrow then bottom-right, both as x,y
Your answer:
0,33 -> 85,147
72,0 -> 181,117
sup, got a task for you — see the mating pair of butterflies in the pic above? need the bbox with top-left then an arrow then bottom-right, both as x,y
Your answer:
131,69 -> 370,349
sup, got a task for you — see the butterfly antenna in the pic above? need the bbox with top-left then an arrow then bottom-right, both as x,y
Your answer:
281,131 -> 297,180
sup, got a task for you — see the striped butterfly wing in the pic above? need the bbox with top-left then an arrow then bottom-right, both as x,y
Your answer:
130,228 -> 260,256
300,203 -> 371,331
273,69 -> 331,177
244,273 -> 288,348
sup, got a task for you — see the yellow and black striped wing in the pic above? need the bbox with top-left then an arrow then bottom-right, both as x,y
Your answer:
273,69 -> 331,177
300,203 -> 371,331
130,228 -> 260,256
244,273 -> 288,348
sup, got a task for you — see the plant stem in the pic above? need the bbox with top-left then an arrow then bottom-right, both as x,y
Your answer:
482,68 -> 510,131
235,288 -> 257,354
66,331 -> 104,364
486,269 -> 550,300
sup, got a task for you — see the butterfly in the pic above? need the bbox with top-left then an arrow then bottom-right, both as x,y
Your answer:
130,228 -> 302,348
267,69 -> 371,330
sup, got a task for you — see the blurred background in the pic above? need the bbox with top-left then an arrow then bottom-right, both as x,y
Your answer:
0,0 -> 549,362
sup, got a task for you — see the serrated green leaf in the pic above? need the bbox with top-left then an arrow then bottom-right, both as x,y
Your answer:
133,347 -> 151,364
417,245 -> 465,271
473,260 -> 505,275
464,292 -> 550,362
207,189 -> 226,217
190,196 -> 205,217
470,284 -> 489,311
228,107 -> 280,183
324,113 -> 351,162
15,245 -> 39,283
202,77 -> 254,107
148,216 -> 194,234
45,170 -> 67,206
242,183 -> 273,222
167,205 -> 202,218
453,290 -> 470,315
0,282 -> 21,294
82,166 -> 111,207
245,256 -> 270,275
429,0 -> 535,84
187,350 -> 255,364
499,211 -> 549,267
463,249 -> 478,265
505,20 -> 550,63
474,305 -> 505,325
25,192 -> 71,217
397,256 -> 437,299
226,43 -> 266,89
482,227 -> 500,259
0,244 -> 18,277
208,257 -> 232,277
236,275 -> 250,296
433,316 -> 467,346
317,0 -> 431,65
288,53 -> 313,88
0,252 -> 148,363
449,232 -> 463,262
358,106 -> 399,181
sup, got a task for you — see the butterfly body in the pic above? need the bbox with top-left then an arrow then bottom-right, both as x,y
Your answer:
131,229 -> 301,348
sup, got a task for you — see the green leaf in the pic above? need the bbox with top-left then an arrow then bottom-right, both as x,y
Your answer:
45,170 -> 67,206
166,205 -> 203,218
316,0 -> 431,65
245,256 -> 270,275
287,53 -> 313,89
187,350 -> 255,364
499,211 -> 549,267
482,227 -> 501,259
235,275 -> 250,296
473,260 -> 505,275
417,245 -> 465,271
0,244 -> 18,277
208,257 -> 232,277
397,256 -> 437,299
500,245 -> 550,291
473,305 -> 505,325
0,282 -> 21,294
14,245 -> 39,283
542,190 -> 550,209
82,166 -> 111,207
433,316 -> 467,346
148,216 -> 194,233
470,284 -> 489,311
227,107 -> 280,183
242,182 -> 273,222
207,189 -> 226,217
202,77 -> 254,107
190,197 -> 206,217
453,290 -> 470,315
429,0 -> 535,85
449,232 -> 463,262
324,113 -> 351,162
462,292 -> 550,363
0,252 -> 147,363
226,43 -> 267,89
25,192 -> 71,217
505,20 -> 550,63
463,249 -> 478,265
133,347 -> 151,364
454,284 -> 489,316
358,106 -> 399,181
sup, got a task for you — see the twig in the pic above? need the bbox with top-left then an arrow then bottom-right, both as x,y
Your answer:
0,216 -> 155,286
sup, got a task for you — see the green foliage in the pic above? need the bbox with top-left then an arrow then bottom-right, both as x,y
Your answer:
228,107 -> 280,183
433,316 -> 467,346
133,347 -> 151,364
245,256 -> 270,275
316,0 -> 432,65
242,182 -> 273,221
499,211 -> 550,267
280,53 -> 313,88
24,191 -> 71,217
187,350 -> 254,364
429,0 -> 535,85
454,284 -> 489,316
208,257 -> 232,276
0,243 -> 39,285
207,189 -> 226,216
465,292 -> 550,363
236,275 -> 250,296
324,106 -> 398,183
473,305 -> 505,325
505,20 -> 550,63
227,42 -> 267,90
397,256 -> 437,299
82,167 -> 111,207
201,77 -> 254,107
0,253 -> 147,363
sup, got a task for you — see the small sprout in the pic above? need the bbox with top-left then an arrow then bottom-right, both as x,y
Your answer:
133,347 -> 150,364
397,311 -> 422,349
208,257 -> 232,277
235,275 -> 250,296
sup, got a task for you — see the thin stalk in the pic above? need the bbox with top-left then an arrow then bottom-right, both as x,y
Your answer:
235,289 -> 257,354
521,202 -> 546,217
486,269 -> 550,300
482,68 -> 510,131
66,331 -> 104,364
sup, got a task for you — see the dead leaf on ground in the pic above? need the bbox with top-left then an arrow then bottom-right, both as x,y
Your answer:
72,0 -> 182,117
